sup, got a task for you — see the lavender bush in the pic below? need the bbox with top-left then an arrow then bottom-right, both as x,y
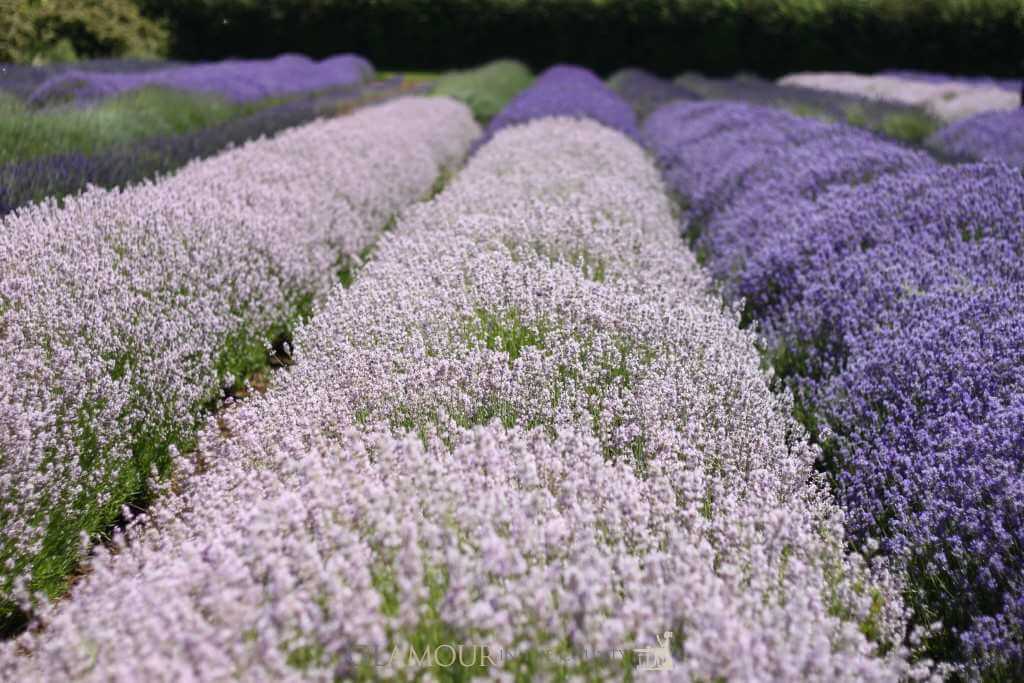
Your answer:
480,64 -> 639,147
927,108 -> 1024,166
0,97 -> 479,618
643,99 -> 1024,676
28,53 -> 374,105
0,117 -> 929,681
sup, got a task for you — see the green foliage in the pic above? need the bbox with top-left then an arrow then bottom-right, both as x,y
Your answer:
0,87 -> 247,164
782,102 -> 836,123
468,307 -> 548,364
433,59 -> 533,122
0,0 -> 168,63
877,111 -> 941,145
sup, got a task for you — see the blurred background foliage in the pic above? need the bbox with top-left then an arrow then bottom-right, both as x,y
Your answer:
139,0 -> 1024,77
1,0 -> 1022,77
0,0 -> 168,64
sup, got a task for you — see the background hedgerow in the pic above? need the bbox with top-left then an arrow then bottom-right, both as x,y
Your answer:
643,98 -> 1024,677
137,0 -> 1024,80
0,96 -> 479,626
0,117 -> 930,681
432,59 -> 533,122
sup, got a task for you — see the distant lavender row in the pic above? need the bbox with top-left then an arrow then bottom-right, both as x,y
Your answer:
0,78 -> 412,216
644,100 -> 1024,676
927,108 -> 1024,167
606,68 -> 698,120
28,53 -> 374,105
1,117 -> 926,681
780,71 -> 1018,123
0,59 -> 179,100
673,72 -> 940,144
882,69 -> 1020,94
479,64 -> 638,147
0,97 -> 479,615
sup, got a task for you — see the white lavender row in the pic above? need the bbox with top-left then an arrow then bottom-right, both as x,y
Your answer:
0,96 -> 480,612
1,118 -> 933,680
779,71 -> 1018,123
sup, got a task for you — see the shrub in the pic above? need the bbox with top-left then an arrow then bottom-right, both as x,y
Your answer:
0,0 -> 168,63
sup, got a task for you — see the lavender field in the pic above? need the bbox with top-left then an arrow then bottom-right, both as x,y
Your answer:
0,54 -> 1021,681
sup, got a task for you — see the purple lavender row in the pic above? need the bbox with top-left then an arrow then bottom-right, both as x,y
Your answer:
28,53 -> 373,106
478,64 -> 639,147
643,100 -> 1024,675
744,165 -> 1024,675
927,108 -> 1024,167
0,59 -> 180,100
0,78 -> 411,216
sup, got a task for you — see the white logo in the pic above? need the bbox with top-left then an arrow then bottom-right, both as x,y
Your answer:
635,631 -> 674,671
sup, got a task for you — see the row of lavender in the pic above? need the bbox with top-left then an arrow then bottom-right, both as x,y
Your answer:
780,72 -> 1018,124
0,59 -> 180,101
778,70 -> 1024,167
640,93 -> 1024,676
1,70 -> 924,680
0,53 -> 391,217
608,66 -> 1024,168
19,54 -> 374,105
0,97 -> 479,621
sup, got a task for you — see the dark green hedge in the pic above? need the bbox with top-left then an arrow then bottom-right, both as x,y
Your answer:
138,0 -> 1024,78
